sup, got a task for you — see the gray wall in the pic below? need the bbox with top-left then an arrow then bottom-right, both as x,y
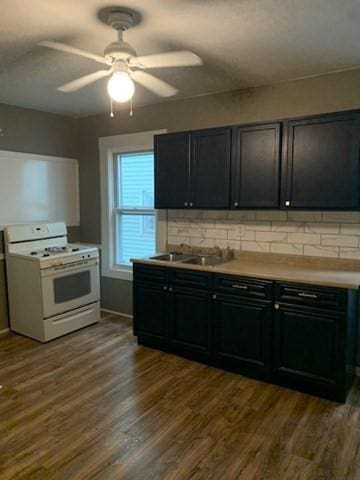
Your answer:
77,68 -> 360,315
0,103 -> 79,330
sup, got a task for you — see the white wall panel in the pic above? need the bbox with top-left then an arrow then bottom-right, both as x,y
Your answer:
0,150 -> 79,228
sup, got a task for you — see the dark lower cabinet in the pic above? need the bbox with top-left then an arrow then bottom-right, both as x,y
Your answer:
133,281 -> 168,350
133,263 -> 358,402
213,294 -> 272,376
169,287 -> 212,361
273,305 -> 343,400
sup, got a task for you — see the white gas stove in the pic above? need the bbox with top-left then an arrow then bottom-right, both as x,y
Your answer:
4,222 -> 100,342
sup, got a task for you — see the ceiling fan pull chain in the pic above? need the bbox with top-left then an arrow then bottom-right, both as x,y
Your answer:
129,97 -> 134,117
110,97 -> 114,118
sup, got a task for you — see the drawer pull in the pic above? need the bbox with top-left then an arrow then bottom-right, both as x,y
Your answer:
163,285 -> 168,291
298,292 -> 318,299
232,284 -> 248,290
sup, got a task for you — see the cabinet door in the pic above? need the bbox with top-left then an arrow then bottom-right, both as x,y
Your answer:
232,123 -> 281,208
133,282 -> 168,348
154,132 -> 190,208
190,128 -> 231,208
273,305 -> 342,387
169,286 -> 212,360
282,112 -> 360,209
213,294 -> 272,373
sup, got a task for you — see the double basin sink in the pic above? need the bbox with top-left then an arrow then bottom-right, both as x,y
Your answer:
149,252 -> 226,267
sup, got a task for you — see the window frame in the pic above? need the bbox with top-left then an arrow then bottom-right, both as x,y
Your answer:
99,130 -> 167,281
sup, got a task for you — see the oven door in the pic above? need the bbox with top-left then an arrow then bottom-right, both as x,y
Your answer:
41,258 -> 100,318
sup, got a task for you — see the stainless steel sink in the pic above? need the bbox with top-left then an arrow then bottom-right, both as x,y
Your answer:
149,253 -> 192,262
182,256 -> 225,267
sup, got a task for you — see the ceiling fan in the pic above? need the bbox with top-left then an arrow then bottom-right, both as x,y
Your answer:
39,7 -> 203,107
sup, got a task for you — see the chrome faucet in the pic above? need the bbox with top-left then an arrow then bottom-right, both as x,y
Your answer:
180,242 -> 192,253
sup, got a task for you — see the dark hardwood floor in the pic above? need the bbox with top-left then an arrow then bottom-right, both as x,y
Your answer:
1,313 -> 360,479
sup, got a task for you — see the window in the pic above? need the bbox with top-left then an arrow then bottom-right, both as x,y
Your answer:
114,151 -> 156,266
99,130 -> 166,281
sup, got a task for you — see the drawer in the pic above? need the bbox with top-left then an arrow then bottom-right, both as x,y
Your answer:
170,268 -> 211,289
214,274 -> 273,300
275,282 -> 347,311
133,264 -> 169,284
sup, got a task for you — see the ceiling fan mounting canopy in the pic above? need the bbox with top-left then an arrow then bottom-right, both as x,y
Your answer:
101,8 -> 140,62
98,7 -> 141,31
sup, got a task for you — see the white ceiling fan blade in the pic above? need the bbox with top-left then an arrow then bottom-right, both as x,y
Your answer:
58,69 -> 112,93
131,71 -> 178,97
39,41 -> 107,64
131,50 -> 203,69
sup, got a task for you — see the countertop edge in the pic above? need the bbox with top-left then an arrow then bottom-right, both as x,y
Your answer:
131,258 -> 360,290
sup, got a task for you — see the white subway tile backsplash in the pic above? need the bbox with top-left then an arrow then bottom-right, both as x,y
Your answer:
272,222 -> 304,233
229,229 -> 255,241
205,228 -> 227,239
166,210 -> 360,260
339,248 -> 360,260
228,211 -> 256,221
322,212 -> 360,223
288,211 -> 322,222
242,241 -> 270,253
340,223 -> 360,235
215,239 -> 242,250
321,234 -> 358,247
190,237 -> 215,248
304,245 -> 339,258
270,243 -> 304,255
255,231 -> 287,243
255,211 -> 287,221
304,222 -> 340,234
287,233 -> 321,245
244,221 -> 271,231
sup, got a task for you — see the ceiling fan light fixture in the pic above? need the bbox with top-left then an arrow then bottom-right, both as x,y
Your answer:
107,70 -> 135,103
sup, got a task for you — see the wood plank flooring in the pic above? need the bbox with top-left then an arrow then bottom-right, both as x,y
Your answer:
1,313 -> 360,479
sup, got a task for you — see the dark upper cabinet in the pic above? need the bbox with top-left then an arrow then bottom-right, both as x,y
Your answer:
190,128 -> 231,208
154,109 -> 360,211
169,286 -> 212,360
231,123 -> 281,208
282,111 -> 360,209
213,294 -> 272,374
154,132 -> 190,209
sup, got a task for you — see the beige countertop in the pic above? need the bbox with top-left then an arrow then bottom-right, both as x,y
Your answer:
132,251 -> 360,290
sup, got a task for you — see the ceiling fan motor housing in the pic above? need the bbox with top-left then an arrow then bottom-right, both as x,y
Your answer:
104,40 -> 136,61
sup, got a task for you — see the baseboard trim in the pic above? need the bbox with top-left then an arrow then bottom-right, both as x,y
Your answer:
101,308 -> 133,319
0,328 -> 9,335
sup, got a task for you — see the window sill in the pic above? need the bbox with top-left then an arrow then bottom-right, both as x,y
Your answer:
101,266 -> 133,282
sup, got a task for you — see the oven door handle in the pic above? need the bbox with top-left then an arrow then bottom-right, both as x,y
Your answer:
41,259 -> 99,277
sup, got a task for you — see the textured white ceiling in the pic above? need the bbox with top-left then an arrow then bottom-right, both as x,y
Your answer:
1,0 -> 360,116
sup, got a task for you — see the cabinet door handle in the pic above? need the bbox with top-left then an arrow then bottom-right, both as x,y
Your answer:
163,285 -> 168,291
184,202 -> 188,207
212,294 -> 217,299
234,202 -> 239,207
298,292 -> 318,299
232,284 -> 248,290
169,287 -> 173,292
189,202 -> 193,207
